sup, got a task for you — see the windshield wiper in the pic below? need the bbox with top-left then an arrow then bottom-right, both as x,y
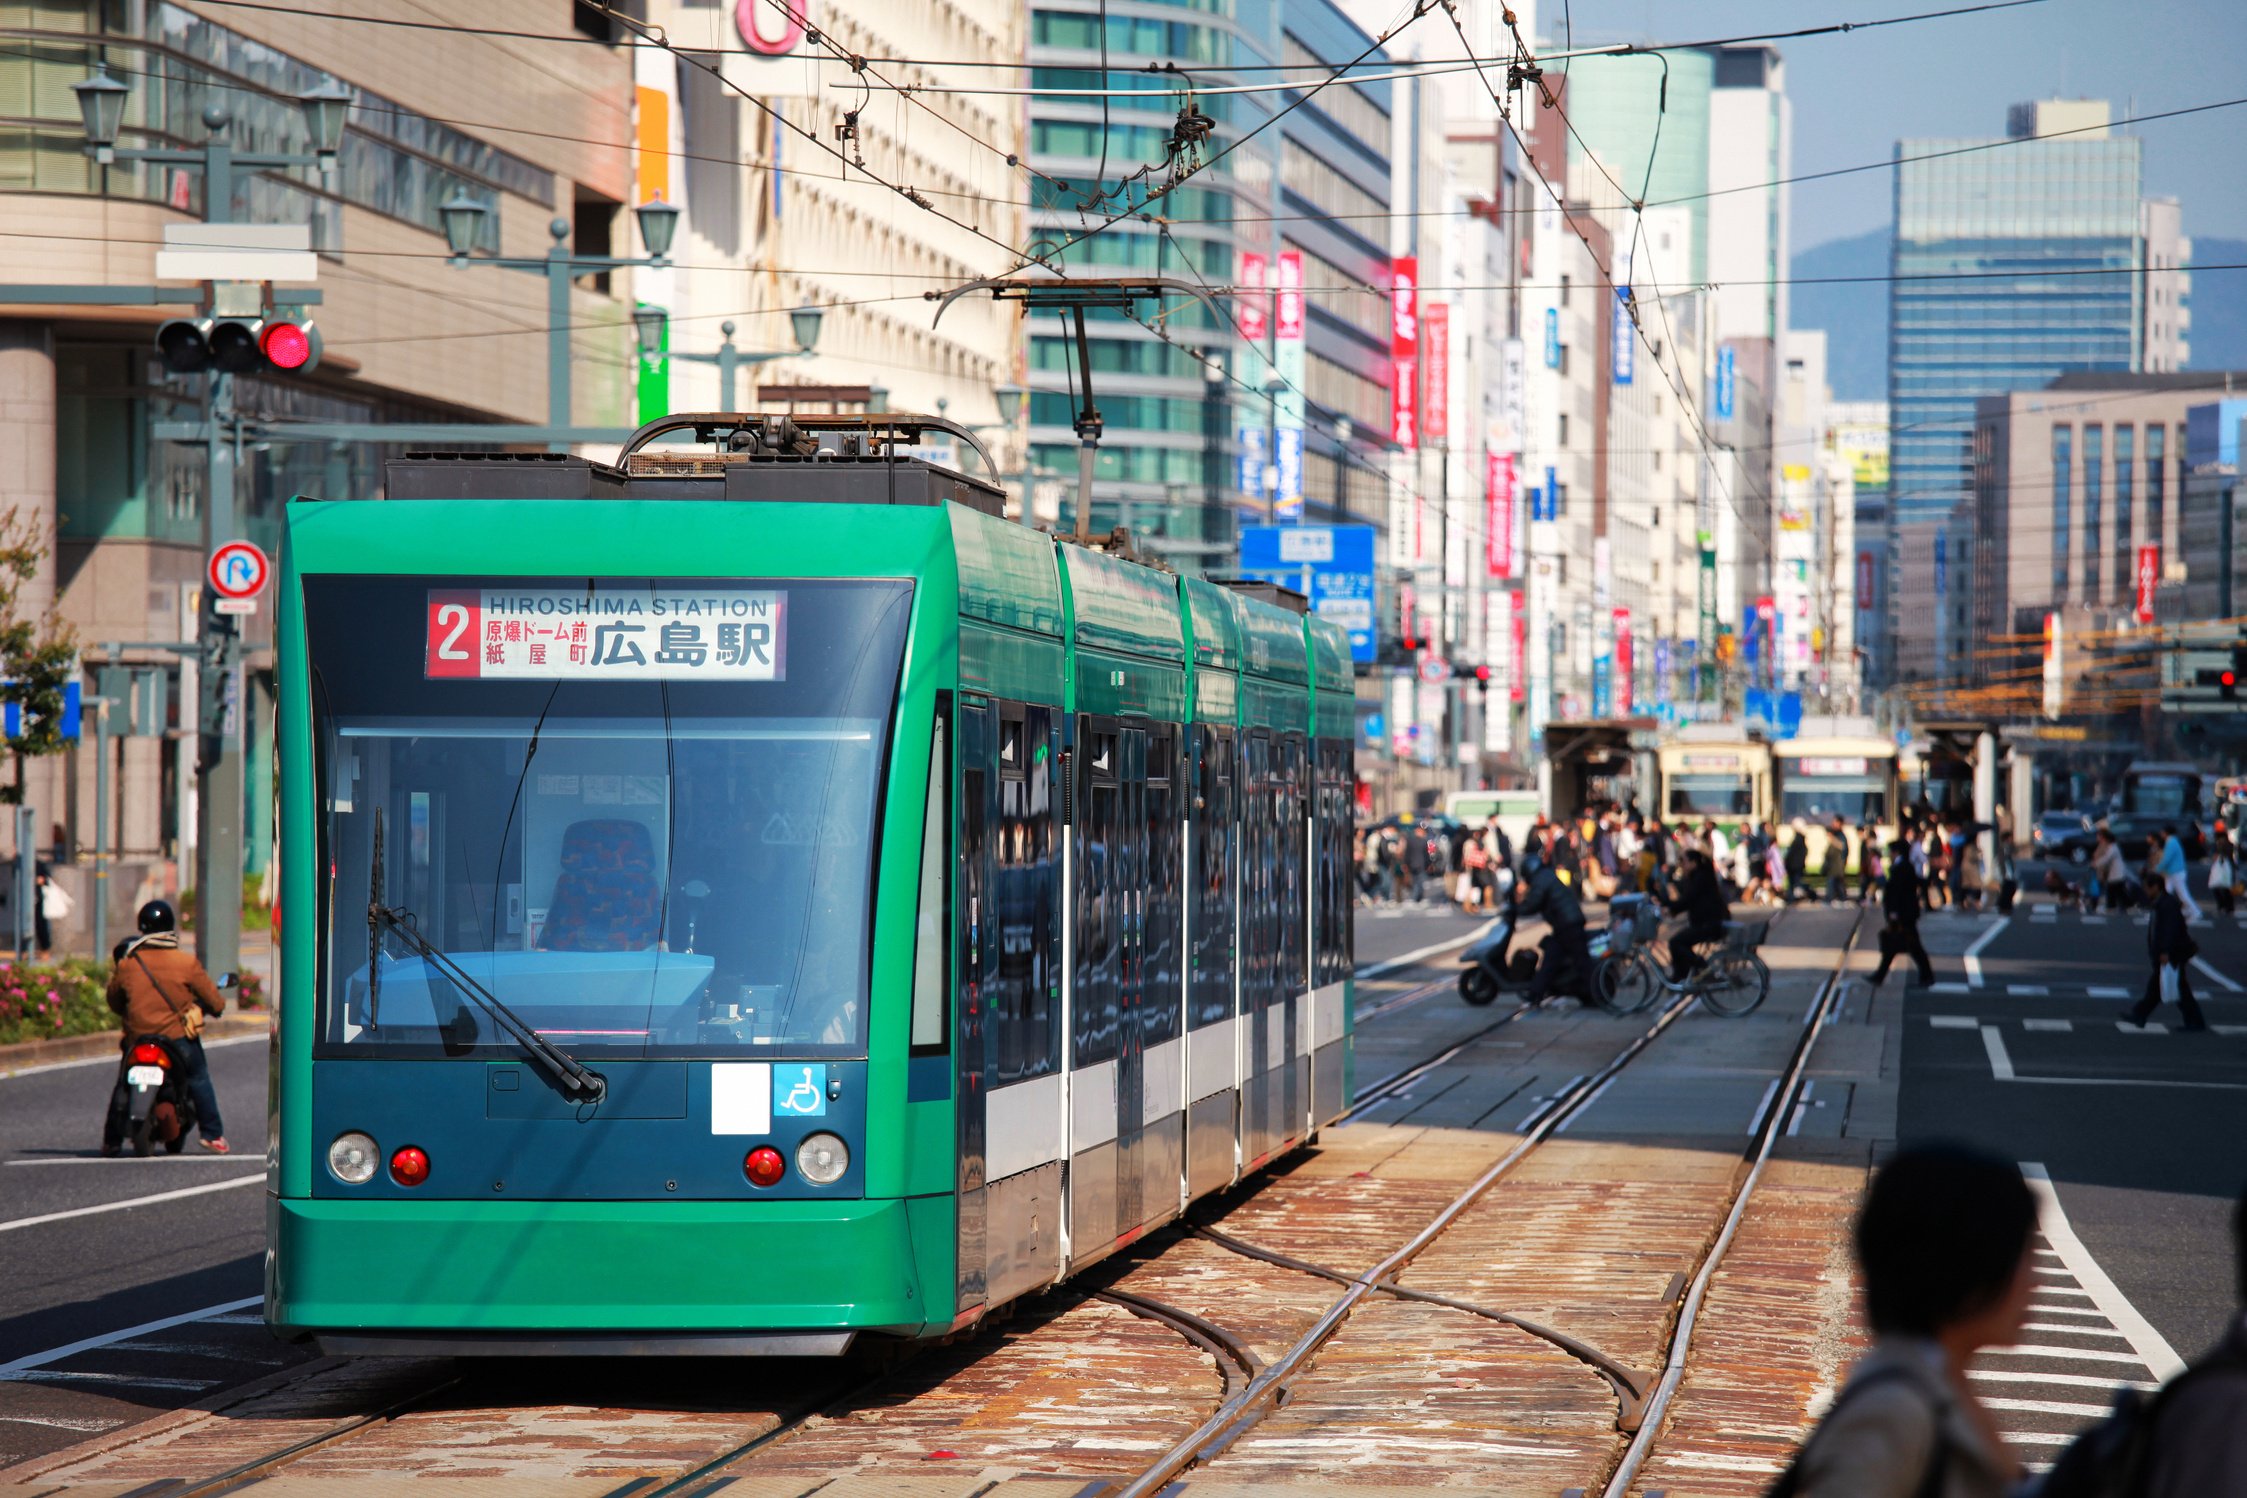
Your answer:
366,811 -> 608,1104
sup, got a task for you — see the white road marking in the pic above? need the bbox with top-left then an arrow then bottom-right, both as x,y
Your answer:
1930,980 -> 1972,994
2087,987 -> 2131,999
1980,1345 -> 2158,1365
0,1414 -> 127,1432
2023,1019 -> 2073,1032
1969,1369 -> 2157,1390
1354,919 -> 1497,980
0,1173 -> 263,1235
2023,1163 -> 2186,1381
1929,1015 -> 1980,1029
2008,984 -> 2050,996
0,1296 -> 262,1376
2191,956 -> 2242,992
2081,915 -> 2107,925
2116,1021 -> 2169,1035
13,1370 -> 219,1391
1744,1079 -> 1781,1137
6,1155 -> 248,1167
1982,1396 -> 2126,1418
2020,1322 -> 2131,1337
1964,916 -> 2009,988
2216,1025 -> 2247,1036
2027,1303 -> 2110,1317
1981,1025 -> 2017,1080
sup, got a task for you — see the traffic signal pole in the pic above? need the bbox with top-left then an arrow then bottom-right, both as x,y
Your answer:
197,371 -> 243,982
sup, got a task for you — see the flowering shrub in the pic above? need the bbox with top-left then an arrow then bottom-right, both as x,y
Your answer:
0,956 -> 267,1047
0,959 -> 112,1045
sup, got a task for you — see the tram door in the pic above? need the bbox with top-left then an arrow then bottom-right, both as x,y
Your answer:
954,701 -> 990,1312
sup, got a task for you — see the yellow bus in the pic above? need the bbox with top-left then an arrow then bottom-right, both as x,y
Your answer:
1775,732 -> 1900,874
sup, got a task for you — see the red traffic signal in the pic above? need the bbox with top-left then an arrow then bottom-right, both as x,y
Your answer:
260,319 -> 314,370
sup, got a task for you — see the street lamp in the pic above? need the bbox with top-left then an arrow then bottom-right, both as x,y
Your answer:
630,304 -> 667,360
634,195 -> 681,261
75,68 -> 346,204
442,200 -> 682,446
71,69 -> 127,164
868,384 -> 889,414
671,313 -> 823,409
996,382 -> 1024,427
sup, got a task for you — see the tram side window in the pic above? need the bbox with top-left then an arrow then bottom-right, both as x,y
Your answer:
1244,732 -> 1274,1021
951,709 -> 983,1058
1280,733 -> 1308,997
1189,726 -> 1234,1029
993,704 -> 1059,1084
1314,742 -> 1349,987
1074,723 -> 1123,1067
1144,726 -> 1183,1048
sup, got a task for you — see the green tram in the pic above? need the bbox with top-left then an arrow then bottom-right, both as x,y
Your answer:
271,415 -> 1355,1354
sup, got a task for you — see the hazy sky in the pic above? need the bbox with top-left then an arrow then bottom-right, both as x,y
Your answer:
1536,0 -> 2247,249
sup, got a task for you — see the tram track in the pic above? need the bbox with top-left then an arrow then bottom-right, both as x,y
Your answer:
1077,904 -> 1865,1498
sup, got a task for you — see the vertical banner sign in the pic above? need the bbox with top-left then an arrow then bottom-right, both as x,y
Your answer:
1389,256 -> 1419,448
1486,453 -> 1516,578
1532,464 -> 1559,522
1613,609 -> 1633,715
1714,345 -> 1736,421
1422,303 -> 1451,442
2135,543 -> 2160,623
2042,611 -> 2064,718
1543,307 -> 1560,368
1237,424 -> 1267,501
1654,637 -> 1672,708
1509,588 -> 1527,704
1275,251 -> 1306,520
1611,288 -> 1634,386
1237,250 -> 1270,343
1499,337 -> 1527,448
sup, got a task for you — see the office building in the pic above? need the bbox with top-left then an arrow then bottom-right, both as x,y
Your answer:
1887,98 -> 2191,686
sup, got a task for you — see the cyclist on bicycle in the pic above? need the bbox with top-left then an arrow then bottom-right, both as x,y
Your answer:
1662,847 -> 1731,983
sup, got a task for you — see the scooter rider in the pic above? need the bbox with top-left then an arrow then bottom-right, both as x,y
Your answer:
1513,843 -> 1593,1005
104,900 -> 229,1155
1662,848 -> 1731,982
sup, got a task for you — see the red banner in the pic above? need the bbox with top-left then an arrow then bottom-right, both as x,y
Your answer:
1509,589 -> 1526,704
2136,543 -> 2160,623
1486,452 -> 1516,579
1423,303 -> 1450,442
1276,251 -> 1304,341
1237,251 -> 1268,343
1390,256 -> 1419,447
1613,608 -> 1633,714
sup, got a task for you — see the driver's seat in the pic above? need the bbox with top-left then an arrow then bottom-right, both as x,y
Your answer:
542,819 -> 662,951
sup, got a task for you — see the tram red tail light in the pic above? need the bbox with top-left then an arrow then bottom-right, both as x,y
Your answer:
130,1042 -> 167,1066
743,1146 -> 786,1188
388,1145 -> 430,1187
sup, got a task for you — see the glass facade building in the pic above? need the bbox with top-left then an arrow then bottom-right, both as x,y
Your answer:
1023,0 -> 1394,568
1888,126 -> 2145,531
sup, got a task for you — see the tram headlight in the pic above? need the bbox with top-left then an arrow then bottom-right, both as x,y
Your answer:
795,1132 -> 849,1186
327,1131 -> 379,1185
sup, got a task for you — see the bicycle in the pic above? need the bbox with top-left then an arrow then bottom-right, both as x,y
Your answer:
1593,904 -> 1772,1017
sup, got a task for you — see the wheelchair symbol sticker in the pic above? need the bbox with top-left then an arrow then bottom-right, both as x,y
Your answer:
774,1064 -> 827,1117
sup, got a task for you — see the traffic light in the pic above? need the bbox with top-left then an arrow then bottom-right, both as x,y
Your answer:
155,314 -> 320,375
2230,642 -> 2247,701
1400,627 -> 1422,653
1472,663 -> 1493,696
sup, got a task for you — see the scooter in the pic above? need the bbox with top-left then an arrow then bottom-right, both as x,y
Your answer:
107,1033 -> 200,1157
1457,911 -> 1605,1006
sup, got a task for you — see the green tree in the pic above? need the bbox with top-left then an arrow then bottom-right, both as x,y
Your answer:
0,509 -> 78,805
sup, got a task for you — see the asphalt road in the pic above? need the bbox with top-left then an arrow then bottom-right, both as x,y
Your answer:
1900,895 -> 2247,1368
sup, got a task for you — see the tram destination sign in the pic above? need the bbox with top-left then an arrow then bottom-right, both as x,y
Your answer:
425,587 -> 786,681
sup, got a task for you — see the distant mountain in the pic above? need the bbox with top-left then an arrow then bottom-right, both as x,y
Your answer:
2188,237 -> 2247,374
1789,229 -> 1889,403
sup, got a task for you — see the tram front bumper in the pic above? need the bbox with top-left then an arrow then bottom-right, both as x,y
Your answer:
267,1194 -> 937,1347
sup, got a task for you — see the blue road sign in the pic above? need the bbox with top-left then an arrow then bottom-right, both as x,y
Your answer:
1238,523 -> 1377,663
4,679 -> 81,742
1715,346 -> 1736,420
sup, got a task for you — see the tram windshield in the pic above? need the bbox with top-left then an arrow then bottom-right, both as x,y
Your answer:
307,575 -> 913,1059
1667,775 -> 1752,816
1780,759 -> 1890,824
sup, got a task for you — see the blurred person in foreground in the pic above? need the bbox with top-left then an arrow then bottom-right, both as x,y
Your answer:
1769,1144 -> 2035,1496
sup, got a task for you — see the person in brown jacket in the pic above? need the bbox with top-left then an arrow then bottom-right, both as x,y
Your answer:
104,899 -> 229,1154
